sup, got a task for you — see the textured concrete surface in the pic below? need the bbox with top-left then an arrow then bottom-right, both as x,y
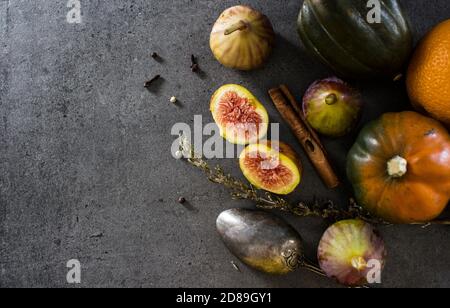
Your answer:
1,0 -> 449,288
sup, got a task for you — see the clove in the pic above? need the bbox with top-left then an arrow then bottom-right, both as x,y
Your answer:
90,232 -> 103,239
144,75 -> 161,88
190,55 -> 199,72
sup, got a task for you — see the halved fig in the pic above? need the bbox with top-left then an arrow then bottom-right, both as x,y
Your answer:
211,84 -> 269,145
318,220 -> 386,286
239,142 -> 302,195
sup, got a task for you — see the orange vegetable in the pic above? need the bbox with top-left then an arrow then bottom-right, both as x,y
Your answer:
347,111 -> 450,224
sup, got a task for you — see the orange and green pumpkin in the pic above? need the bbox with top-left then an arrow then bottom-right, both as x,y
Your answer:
347,111 -> 450,224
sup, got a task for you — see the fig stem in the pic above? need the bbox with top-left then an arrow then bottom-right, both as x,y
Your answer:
351,256 -> 368,272
325,93 -> 338,105
302,259 -> 327,277
224,20 -> 248,35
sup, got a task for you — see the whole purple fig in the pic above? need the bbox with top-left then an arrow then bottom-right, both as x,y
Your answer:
318,220 -> 386,286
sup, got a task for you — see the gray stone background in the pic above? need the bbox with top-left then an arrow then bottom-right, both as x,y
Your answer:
0,0 -> 449,288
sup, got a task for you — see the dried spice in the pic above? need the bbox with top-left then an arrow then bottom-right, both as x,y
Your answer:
170,96 -> 178,104
190,55 -> 199,72
178,135 -> 450,227
269,85 -> 339,189
144,75 -> 161,88
90,232 -> 104,239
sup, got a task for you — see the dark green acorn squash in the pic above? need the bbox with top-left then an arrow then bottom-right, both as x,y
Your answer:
298,0 -> 412,79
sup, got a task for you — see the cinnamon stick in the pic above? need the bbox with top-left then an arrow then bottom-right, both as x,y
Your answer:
268,86 -> 340,189
279,85 -> 323,151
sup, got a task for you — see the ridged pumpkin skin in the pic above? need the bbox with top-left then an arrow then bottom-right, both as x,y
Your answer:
347,112 -> 450,224
297,0 -> 412,79
210,6 -> 275,71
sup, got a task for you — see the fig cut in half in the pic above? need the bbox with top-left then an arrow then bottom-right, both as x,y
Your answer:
239,142 -> 302,195
211,84 -> 269,145
318,220 -> 386,287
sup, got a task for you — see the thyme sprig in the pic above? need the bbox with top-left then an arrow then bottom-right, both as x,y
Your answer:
178,135 -> 449,227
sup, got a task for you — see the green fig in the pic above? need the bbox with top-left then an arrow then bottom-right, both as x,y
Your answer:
303,77 -> 363,137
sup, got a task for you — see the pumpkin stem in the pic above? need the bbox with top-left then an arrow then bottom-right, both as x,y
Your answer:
325,93 -> 338,105
387,156 -> 408,178
224,20 -> 248,35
